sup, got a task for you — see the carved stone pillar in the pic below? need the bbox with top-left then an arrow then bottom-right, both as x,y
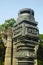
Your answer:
13,8 -> 39,65
13,44 -> 17,65
4,28 -> 12,65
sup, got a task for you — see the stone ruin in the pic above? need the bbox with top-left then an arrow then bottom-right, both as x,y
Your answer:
1,8 -> 39,65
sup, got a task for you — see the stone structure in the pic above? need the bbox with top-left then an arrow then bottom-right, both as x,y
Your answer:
1,28 -> 12,65
1,8 -> 39,65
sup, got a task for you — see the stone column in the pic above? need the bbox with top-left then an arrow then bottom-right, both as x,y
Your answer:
12,8 -> 39,65
34,59 -> 37,65
12,43 -> 17,65
34,45 -> 39,65
4,29 -> 12,65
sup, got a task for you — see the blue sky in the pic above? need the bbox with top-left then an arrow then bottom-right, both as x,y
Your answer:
0,0 -> 43,34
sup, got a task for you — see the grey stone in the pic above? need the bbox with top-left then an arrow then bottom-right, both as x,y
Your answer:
1,8 -> 39,65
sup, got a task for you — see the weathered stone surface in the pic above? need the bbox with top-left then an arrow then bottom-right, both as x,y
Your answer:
15,8 -> 39,65
2,8 -> 39,65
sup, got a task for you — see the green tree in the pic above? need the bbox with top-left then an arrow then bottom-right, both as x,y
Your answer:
37,34 -> 43,65
0,18 -> 16,30
0,18 -> 16,65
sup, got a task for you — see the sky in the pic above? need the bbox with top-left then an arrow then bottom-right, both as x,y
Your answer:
0,0 -> 43,34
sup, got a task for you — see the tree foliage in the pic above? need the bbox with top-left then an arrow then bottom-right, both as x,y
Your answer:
0,43 -> 5,65
0,18 -> 16,65
0,18 -> 16,30
37,34 -> 43,65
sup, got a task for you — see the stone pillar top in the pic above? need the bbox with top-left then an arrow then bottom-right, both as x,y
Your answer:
18,8 -> 34,16
7,27 -> 12,37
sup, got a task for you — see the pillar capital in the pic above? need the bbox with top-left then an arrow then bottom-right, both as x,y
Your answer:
7,27 -> 12,37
